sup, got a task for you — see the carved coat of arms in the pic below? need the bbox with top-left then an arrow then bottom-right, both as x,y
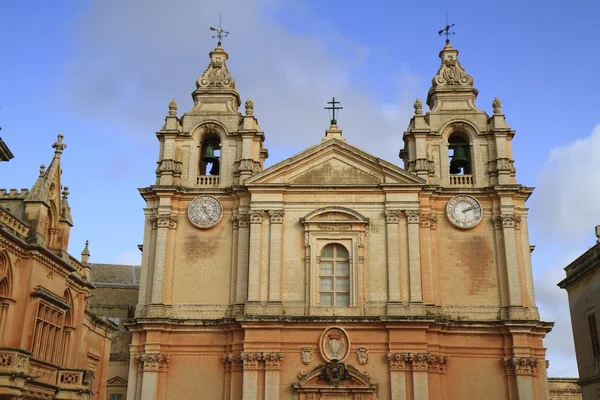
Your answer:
301,346 -> 313,365
322,359 -> 348,386
356,346 -> 369,365
319,327 -> 350,362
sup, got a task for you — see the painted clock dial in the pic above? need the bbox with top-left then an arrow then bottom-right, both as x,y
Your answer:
446,195 -> 482,229
187,195 -> 223,229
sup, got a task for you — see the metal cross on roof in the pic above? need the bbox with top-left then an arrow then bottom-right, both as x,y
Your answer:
325,97 -> 343,125
438,12 -> 456,43
210,15 -> 230,47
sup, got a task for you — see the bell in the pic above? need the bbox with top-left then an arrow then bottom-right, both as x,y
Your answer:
209,159 -> 220,176
449,144 -> 470,174
202,143 -> 218,163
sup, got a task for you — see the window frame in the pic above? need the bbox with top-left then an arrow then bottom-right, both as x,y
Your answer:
587,309 -> 600,362
318,243 -> 351,307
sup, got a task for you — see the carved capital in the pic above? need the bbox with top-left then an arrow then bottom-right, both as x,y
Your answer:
222,353 -> 242,372
428,355 -> 449,374
489,158 -> 516,174
153,215 -> 178,229
240,352 -> 262,370
231,214 -> 239,229
249,210 -> 264,224
404,210 -> 421,224
264,352 -> 284,370
386,352 -> 411,371
269,210 -> 285,224
420,214 -> 438,229
238,214 -> 250,228
412,352 -> 432,371
503,357 -> 538,376
385,210 -> 400,224
156,159 -> 183,176
135,353 -> 170,372
413,158 -> 434,175
492,214 -> 521,229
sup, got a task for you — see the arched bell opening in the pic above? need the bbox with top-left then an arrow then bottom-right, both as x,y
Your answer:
199,132 -> 221,177
448,133 -> 472,175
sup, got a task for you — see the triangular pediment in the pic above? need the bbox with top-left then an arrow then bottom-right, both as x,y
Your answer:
246,139 -> 425,186
107,376 -> 128,386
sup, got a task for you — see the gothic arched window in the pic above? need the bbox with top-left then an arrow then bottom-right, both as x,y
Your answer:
319,244 -> 350,307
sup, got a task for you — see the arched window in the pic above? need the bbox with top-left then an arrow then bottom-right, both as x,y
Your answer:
448,133 -> 471,175
319,244 -> 350,307
199,132 -> 221,177
61,289 -> 75,366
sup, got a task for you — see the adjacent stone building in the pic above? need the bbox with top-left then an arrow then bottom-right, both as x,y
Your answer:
0,137 -> 13,162
559,228 -> 600,398
0,135 -> 116,400
122,40 -> 555,399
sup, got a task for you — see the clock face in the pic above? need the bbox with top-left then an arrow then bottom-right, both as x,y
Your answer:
187,195 -> 223,229
446,195 -> 482,229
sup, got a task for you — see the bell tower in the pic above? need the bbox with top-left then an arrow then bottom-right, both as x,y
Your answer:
154,45 -> 267,188
401,42 -> 516,187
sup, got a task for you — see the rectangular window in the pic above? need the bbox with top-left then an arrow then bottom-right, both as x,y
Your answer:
109,394 -> 124,400
588,312 -> 600,359
32,302 -> 64,364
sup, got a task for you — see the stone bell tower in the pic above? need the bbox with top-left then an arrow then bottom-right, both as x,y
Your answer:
401,41 -> 516,187
154,45 -> 267,188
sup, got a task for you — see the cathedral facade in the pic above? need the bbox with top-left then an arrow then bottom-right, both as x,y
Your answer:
126,42 -> 552,399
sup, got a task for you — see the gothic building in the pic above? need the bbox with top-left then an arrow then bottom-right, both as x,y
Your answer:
0,136 -> 115,400
126,41 -> 553,399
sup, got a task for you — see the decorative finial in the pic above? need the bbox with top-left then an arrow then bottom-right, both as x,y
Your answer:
492,97 -> 502,114
438,12 -> 455,44
413,98 -> 423,115
52,134 -> 67,154
39,164 -> 46,176
325,97 -> 343,126
245,99 -> 254,116
168,99 -> 178,116
62,186 -> 69,199
209,15 -> 230,47
81,240 -> 90,262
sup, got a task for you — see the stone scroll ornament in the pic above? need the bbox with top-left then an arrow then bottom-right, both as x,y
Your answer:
319,327 -> 350,362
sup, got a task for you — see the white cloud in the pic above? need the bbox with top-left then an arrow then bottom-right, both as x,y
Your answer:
61,0 -> 421,165
533,124 -> 600,240
111,250 -> 142,266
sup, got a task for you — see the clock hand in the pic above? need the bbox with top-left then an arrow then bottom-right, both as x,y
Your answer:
462,206 -> 476,213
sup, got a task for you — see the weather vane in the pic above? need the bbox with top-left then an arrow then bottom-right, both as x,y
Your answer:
210,15 -> 230,46
438,12 -> 455,43
325,97 -> 343,125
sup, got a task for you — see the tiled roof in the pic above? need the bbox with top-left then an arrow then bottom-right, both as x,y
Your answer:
90,263 -> 141,285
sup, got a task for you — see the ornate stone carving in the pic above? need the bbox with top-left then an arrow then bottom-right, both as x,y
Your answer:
489,158 -> 516,174
245,99 -> 254,116
492,97 -> 502,114
156,159 -> 183,175
317,224 -> 352,231
153,215 -> 178,229
168,98 -> 178,116
356,347 -> 368,365
301,346 -> 313,365
404,210 -> 421,224
322,359 -> 349,386
387,352 -> 438,372
387,352 -> 411,371
136,352 -> 170,372
249,210 -> 264,224
503,357 -> 538,376
222,353 -> 242,372
385,210 -> 400,224
269,210 -> 285,224
412,352 -> 432,371
319,327 -> 350,362
492,214 -> 521,229
433,46 -> 473,87
240,352 -> 262,370
413,98 -> 423,115
238,214 -> 250,228
428,355 -> 449,373
420,214 -> 438,229
196,48 -> 235,89
264,352 -> 284,369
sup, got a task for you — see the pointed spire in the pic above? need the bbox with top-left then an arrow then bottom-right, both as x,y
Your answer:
81,240 -> 90,265
60,186 -> 73,225
426,43 -> 479,112
26,135 -> 67,204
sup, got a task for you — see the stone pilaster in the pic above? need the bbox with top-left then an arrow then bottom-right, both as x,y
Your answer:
247,210 -> 263,304
241,352 -> 261,400
136,353 -> 170,400
493,214 -> 523,314
268,210 -> 284,306
235,215 -> 250,305
503,357 -> 537,399
387,352 -> 409,400
385,210 -> 402,311
150,214 -> 178,304
264,352 -> 283,400
404,210 -> 423,304
229,214 -> 240,306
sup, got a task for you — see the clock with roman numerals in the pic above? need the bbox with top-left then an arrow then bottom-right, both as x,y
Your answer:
446,195 -> 482,229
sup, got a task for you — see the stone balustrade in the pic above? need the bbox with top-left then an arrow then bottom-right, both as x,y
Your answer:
449,174 -> 474,186
197,175 -> 220,186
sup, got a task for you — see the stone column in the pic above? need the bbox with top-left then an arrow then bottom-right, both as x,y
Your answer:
241,352 -> 260,400
0,300 -> 11,343
136,353 -> 170,400
411,353 -> 431,400
247,210 -> 264,303
126,351 -> 139,400
61,327 -> 74,366
387,352 -> 408,400
138,208 -> 155,307
268,211 -> 285,304
236,215 -> 250,304
385,210 -> 402,306
229,215 -> 240,306
503,357 -> 537,400
494,214 -> 523,308
264,352 -> 283,400
404,210 -> 423,303
151,215 -> 177,304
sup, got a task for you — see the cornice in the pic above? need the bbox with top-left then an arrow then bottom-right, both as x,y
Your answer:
559,243 -> 600,289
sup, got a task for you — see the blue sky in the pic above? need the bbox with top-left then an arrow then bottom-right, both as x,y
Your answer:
1,0 -> 599,378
